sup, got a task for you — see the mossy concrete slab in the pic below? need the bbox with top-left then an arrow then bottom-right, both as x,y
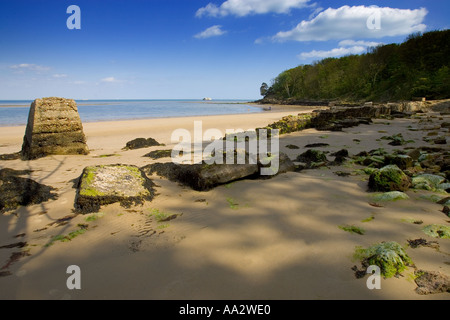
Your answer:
75,164 -> 155,213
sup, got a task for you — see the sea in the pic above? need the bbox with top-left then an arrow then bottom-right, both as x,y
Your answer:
0,99 -> 262,126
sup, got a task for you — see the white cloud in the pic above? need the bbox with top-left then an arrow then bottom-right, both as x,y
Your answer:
298,39 -> 383,60
194,25 -> 227,39
196,0 -> 310,17
273,5 -> 428,42
9,63 -> 51,72
298,46 -> 366,60
338,40 -> 382,47
100,77 -> 119,83
52,74 -> 68,78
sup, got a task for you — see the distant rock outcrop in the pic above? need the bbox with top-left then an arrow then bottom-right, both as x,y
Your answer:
21,97 -> 89,160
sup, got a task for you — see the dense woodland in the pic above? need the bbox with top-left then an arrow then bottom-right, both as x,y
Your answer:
261,30 -> 450,103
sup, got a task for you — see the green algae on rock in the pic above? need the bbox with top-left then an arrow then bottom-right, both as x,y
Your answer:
354,241 -> 413,278
370,191 -> 410,202
368,165 -> 411,192
75,164 -> 155,214
422,224 -> 450,239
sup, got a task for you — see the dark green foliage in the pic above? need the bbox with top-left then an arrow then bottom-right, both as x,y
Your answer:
265,30 -> 450,102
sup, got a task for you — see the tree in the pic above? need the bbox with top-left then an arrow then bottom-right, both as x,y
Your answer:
260,82 -> 269,96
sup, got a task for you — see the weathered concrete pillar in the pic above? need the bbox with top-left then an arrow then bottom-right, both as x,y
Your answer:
21,97 -> 89,160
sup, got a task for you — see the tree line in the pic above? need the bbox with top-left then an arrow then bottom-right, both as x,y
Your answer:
261,30 -> 450,102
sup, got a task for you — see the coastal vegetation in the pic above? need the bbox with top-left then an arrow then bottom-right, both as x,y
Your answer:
261,30 -> 450,103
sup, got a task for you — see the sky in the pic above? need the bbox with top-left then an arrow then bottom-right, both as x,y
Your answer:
0,0 -> 449,100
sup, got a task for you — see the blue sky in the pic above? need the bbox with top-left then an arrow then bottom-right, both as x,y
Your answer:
0,0 -> 448,100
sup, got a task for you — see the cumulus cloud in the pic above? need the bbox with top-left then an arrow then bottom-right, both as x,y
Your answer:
196,0 -> 310,17
273,5 -> 428,42
194,25 -> 227,39
298,39 -> 383,60
9,63 -> 50,72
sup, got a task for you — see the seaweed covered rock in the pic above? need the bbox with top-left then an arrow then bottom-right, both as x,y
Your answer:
142,152 -> 295,191
0,168 -> 58,213
422,224 -> 450,239
412,174 -> 446,191
370,191 -> 409,202
384,154 -> 413,170
21,97 -> 89,160
145,162 -> 259,191
415,270 -> 450,295
354,241 -> 413,278
75,164 -> 155,213
296,149 -> 328,168
143,149 -> 172,159
123,137 -> 163,150
368,165 -> 411,192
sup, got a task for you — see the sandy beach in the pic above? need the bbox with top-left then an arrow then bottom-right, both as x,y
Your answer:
0,107 -> 449,300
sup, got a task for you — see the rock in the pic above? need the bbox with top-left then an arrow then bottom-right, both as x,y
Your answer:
368,165 -> 411,192
354,241 -> 413,278
21,97 -> 89,160
412,174 -> 446,191
437,183 -> 450,192
304,143 -> 329,148
0,152 -> 21,161
381,133 -> 407,146
143,149 -> 172,159
370,191 -> 409,202
407,149 -> 422,161
143,162 -> 259,191
415,270 -> 450,295
433,137 -> 447,144
296,149 -> 327,163
330,149 -> 349,164
75,165 -> 155,213
123,138 -> 163,150
384,154 -> 413,170
422,224 -> 450,239
142,152 -> 295,191
0,168 -> 58,214
285,144 -> 299,149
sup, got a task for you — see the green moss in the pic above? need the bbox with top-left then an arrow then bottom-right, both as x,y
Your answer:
354,241 -> 413,278
339,225 -> 365,235
85,212 -> 105,222
148,208 -> 171,222
45,226 -> 88,247
422,224 -> 450,239
226,197 -> 239,210
370,191 -> 409,202
369,165 -> 410,192
361,215 -> 375,223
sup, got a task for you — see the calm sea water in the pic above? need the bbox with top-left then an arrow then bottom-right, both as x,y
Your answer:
0,99 -> 261,126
